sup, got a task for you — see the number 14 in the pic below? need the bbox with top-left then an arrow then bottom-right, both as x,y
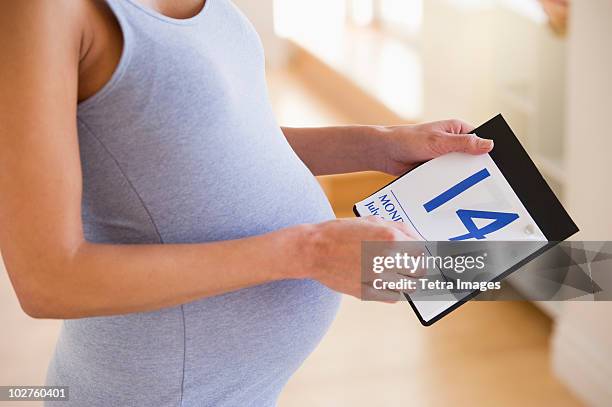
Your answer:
423,168 -> 519,241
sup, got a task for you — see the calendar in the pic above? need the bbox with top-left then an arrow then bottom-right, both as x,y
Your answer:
354,115 -> 578,325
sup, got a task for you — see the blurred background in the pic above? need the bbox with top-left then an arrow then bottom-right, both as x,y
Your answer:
2,0 -> 611,406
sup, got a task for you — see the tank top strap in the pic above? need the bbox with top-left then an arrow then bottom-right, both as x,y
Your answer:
106,0 -> 214,27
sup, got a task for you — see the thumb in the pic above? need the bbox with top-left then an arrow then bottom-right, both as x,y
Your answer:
442,133 -> 493,155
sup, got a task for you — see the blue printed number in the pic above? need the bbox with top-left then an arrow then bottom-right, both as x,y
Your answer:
423,168 -> 491,212
448,210 -> 519,241
423,168 -> 519,240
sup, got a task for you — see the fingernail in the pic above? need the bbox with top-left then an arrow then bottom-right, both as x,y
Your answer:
477,138 -> 493,149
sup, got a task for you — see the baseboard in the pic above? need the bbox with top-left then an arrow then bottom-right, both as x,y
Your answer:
552,320 -> 612,407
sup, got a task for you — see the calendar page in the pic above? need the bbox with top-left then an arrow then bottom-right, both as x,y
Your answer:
354,152 -> 546,242
353,115 -> 578,325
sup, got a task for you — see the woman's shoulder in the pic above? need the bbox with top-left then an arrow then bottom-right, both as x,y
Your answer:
0,0 -> 124,105
0,0 -> 88,53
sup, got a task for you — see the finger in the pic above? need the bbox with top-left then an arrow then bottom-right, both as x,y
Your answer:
382,220 -> 418,240
364,270 -> 408,284
397,263 -> 426,278
362,284 -> 404,302
363,271 -> 417,294
364,215 -> 384,223
442,119 -> 476,134
442,133 -> 493,155
362,216 -> 418,240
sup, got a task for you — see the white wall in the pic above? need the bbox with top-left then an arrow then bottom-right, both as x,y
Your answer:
563,1 -> 612,239
421,0 -> 498,124
232,0 -> 290,68
552,1 -> 612,406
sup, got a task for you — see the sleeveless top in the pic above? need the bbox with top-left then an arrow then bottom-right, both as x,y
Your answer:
45,1 -> 341,405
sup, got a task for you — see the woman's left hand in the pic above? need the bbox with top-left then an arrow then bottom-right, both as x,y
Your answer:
377,119 -> 494,176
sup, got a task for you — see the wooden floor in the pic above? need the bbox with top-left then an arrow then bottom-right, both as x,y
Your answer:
279,299 -> 582,407
0,67 -> 583,407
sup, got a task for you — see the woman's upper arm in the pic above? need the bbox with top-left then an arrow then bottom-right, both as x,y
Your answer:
0,1 -> 85,303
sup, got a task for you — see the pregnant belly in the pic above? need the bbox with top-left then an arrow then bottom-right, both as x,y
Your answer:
47,279 -> 340,407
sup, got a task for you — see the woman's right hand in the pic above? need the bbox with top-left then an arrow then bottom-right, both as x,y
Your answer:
294,217 -> 419,301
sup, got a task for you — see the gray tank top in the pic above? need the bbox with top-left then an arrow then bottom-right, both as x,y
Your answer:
45,1 -> 340,405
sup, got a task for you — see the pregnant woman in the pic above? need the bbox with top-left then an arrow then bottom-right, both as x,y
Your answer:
0,0 -> 492,405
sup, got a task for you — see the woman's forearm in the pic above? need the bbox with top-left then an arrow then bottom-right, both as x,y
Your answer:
282,120 -> 490,177
17,226 -> 308,319
10,216 -> 417,320
281,126 -> 390,175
